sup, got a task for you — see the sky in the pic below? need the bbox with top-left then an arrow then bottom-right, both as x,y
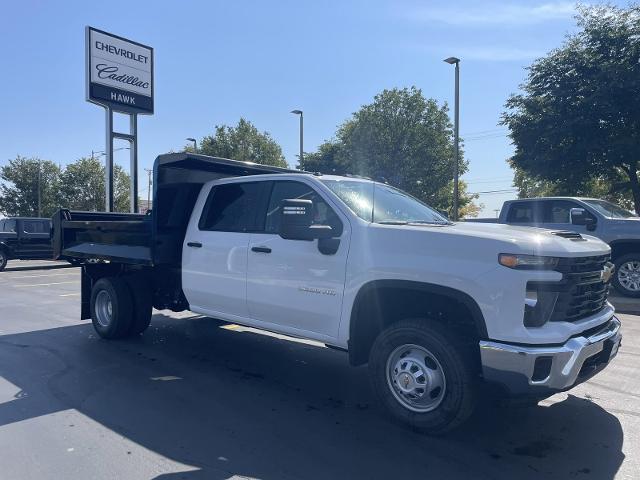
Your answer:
0,0 -> 620,216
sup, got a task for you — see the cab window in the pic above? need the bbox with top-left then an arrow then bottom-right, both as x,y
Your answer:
2,220 -> 17,233
265,181 -> 343,235
506,202 -> 542,223
23,220 -> 50,234
199,182 -> 265,232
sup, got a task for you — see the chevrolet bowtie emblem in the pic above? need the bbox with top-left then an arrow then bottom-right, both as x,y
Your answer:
601,264 -> 613,283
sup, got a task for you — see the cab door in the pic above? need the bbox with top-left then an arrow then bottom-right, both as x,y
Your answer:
541,200 -> 594,234
19,220 -> 52,259
182,181 -> 268,321
246,180 -> 350,339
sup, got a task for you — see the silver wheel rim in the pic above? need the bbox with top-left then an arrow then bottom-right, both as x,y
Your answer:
95,290 -> 113,328
0,252 -> 5,265
618,261 -> 640,292
386,343 -> 447,413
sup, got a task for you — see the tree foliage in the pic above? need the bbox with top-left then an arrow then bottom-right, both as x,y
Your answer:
0,156 -> 132,217
301,87 -> 478,217
60,157 -> 132,212
196,118 -> 287,168
503,4 -> 640,212
510,162 -> 635,211
0,157 -> 61,217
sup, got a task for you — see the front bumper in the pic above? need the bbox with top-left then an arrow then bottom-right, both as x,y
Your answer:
479,317 -> 621,396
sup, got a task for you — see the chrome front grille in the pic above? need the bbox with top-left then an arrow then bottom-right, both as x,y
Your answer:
552,255 -> 611,322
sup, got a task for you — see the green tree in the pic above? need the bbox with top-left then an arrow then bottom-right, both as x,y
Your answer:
301,87 -> 477,217
195,118 -> 287,168
0,156 -> 62,217
511,163 -> 635,210
503,4 -> 640,212
60,157 -> 132,212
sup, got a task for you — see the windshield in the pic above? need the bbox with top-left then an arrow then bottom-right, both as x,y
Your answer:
321,179 -> 450,225
582,199 -> 637,219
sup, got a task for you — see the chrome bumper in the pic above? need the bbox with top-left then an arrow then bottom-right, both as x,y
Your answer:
479,317 -> 621,395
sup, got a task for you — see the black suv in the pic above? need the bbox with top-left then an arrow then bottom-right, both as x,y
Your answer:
0,217 -> 53,271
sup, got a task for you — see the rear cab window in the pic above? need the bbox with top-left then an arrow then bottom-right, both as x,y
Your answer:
198,182 -> 266,232
23,220 -> 50,234
506,202 -> 542,223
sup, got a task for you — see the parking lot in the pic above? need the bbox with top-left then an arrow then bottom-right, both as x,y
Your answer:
0,260 -> 638,479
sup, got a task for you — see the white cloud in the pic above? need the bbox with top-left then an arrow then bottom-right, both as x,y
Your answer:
409,2 -> 577,26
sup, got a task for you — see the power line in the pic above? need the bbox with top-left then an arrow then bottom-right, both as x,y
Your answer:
464,133 -> 510,142
461,128 -> 507,136
470,188 -> 518,195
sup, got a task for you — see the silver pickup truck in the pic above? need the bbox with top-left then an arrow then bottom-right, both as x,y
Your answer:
470,197 -> 640,297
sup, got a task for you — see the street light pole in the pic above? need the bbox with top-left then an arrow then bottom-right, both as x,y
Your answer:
186,137 -> 197,153
291,110 -> 303,165
444,57 -> 460,221
37,161 -> 42,217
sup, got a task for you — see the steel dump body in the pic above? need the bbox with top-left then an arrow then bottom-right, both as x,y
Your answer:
52,153 -> 298,266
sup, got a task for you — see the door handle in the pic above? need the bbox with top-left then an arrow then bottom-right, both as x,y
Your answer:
187,242 -> 202,248
251,246 -> 272,253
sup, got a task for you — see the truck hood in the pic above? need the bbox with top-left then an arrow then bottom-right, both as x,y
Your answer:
447,222 -> 610,257
379,221 -> 610,258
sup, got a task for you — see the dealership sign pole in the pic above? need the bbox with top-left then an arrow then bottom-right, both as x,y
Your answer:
85,26 -> 154,212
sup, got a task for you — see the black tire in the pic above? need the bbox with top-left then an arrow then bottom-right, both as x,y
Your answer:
613,253 -> 640,298
369,319 -> 477,434
124,276 -> 153,335
90,277 -> 134,339
0,250 -> 7,271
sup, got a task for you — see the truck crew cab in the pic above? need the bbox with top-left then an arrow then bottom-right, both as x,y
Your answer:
0,217 -> 53,271
53,154 -> 622,433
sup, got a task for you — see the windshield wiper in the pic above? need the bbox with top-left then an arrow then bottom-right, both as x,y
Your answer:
376,220 -> 452,226
408,220 -> 452,226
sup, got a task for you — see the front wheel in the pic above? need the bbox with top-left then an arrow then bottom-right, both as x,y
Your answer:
369,319 -> 477,434
0,250 -> 7,271
613,254 -> 640,298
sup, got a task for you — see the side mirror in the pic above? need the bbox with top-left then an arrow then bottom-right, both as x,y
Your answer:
279,199 -> 334,240
570,207 -> 597,230
437,209 -> 450,220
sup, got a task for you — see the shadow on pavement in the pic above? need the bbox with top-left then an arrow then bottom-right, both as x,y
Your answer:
0,313 -> 625,480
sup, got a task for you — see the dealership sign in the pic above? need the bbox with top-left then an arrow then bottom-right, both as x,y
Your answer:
86,27 -> 154,114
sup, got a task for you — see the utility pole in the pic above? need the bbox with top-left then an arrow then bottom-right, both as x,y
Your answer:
144,168 -> 153,213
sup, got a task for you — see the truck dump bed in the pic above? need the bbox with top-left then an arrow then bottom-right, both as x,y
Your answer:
52,153 -> 298,266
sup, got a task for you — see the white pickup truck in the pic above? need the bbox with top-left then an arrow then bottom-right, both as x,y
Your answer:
53,153 -> 622,433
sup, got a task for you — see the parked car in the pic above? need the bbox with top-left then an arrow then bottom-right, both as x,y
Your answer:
472,198 -> 640,297
52,154 -> 621,433
0,217 -> 53,271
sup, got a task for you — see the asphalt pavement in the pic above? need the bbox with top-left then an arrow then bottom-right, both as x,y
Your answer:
0,260 -> 638,479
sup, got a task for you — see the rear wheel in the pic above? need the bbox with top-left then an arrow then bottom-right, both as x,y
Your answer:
0,250 -> 7,271
613,253 -> 640,298
90,277 -> 134,339
124,276 -> 153,335
369,319 -> 477,434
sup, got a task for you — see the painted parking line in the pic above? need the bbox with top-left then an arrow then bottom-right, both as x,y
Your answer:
59,292 -> 81,297
13,281 -> 80,288
6,272 -> 78,279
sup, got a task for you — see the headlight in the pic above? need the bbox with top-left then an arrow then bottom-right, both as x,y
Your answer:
498,254 -> 559,270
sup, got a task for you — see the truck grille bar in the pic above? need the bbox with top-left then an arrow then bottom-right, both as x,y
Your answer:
533,255 -> 612,323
